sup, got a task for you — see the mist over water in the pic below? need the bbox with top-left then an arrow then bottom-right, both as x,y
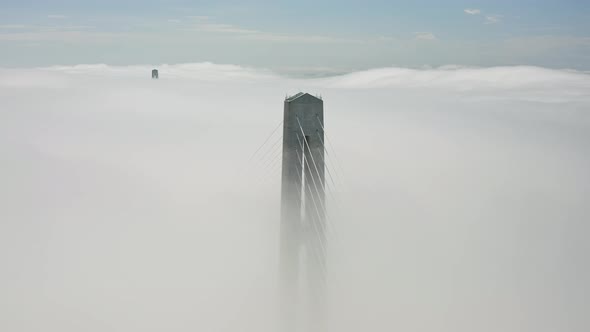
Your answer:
1,64 -> 589,332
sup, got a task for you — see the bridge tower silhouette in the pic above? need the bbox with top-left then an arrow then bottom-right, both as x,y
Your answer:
280,92 -> 326,332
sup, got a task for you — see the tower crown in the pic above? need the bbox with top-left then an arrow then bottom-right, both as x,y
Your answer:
285,92 -> 322,102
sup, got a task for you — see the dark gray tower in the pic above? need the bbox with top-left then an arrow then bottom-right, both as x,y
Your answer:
151,69 -> 159,79
280,93 -> 326,332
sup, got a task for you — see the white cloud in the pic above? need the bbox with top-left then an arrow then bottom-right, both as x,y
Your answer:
464,9 -> 481,15
316,65 -> 590,101
414,32 -> 437,40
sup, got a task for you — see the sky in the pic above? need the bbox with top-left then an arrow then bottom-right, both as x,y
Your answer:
1,0 -> 589,71
1,63 -> 589,332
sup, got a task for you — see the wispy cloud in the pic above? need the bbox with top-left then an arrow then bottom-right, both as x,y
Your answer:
485,15 -> 502,24
0,25 -> 99,42
194,22 -> 260,34
464,9 -> 503,24
243,33 -> 356,43
502,35 -> 590,54
0,31 -> 84,42
414,32 -> 437,40
0,17 -> 358,45
188,16 -> 211,21
185,18 -> 359,44
464,9 -> 481,15
185,16 -> 260,34
47,14 -> 68,20
0,25 -> 29,30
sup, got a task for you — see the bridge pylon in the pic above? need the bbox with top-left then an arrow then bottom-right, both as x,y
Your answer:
279,92 -> 326,332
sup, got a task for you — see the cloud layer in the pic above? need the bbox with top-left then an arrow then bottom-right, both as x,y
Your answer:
1,64 -> 589,332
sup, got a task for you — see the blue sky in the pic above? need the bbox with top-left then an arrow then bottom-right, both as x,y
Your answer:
1,0 -> 589,71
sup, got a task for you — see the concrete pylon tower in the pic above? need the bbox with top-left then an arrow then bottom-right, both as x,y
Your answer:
280,92 -> 326,332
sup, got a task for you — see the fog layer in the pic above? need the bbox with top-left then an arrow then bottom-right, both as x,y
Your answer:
1,64 -> 589,332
